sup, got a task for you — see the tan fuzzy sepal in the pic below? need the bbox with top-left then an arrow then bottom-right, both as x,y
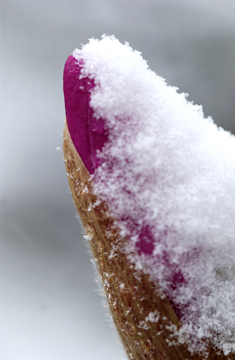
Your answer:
63,122 -> 232,360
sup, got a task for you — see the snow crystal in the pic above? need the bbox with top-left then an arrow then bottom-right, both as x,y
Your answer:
73,35 -> 235,354
145,310 -> 160,323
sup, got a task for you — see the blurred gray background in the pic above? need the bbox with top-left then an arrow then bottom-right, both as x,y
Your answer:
1,0 -> 235,359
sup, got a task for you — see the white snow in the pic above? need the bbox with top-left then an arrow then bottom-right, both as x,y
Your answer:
73,35 -> 235,354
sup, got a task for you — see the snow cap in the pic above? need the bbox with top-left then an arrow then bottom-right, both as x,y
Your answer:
63,35 -> 235,355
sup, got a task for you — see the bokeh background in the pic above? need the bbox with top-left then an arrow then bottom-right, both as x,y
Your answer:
1,0 -> 235,359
